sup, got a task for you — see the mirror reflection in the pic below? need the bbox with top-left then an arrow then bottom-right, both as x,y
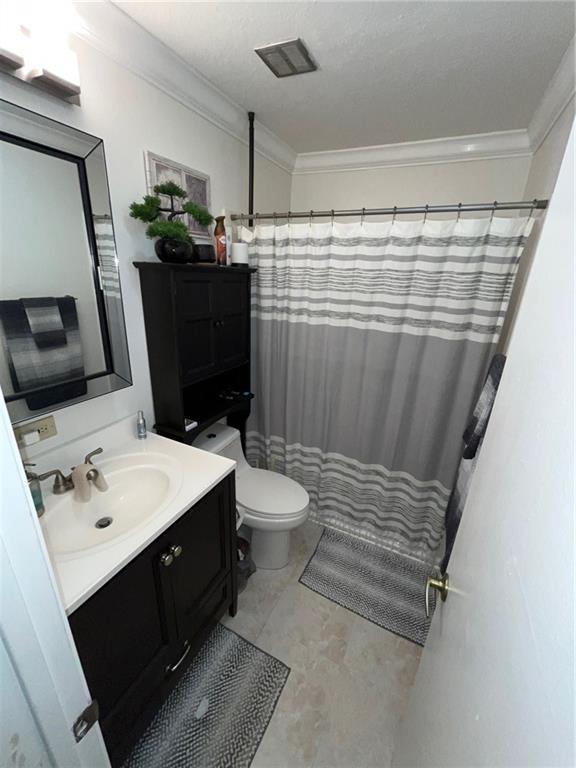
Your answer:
0,100 -> 131,423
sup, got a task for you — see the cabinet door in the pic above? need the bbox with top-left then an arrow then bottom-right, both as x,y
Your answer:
175,274 -> 219,384
68,534 -> 174,756
165,478 -> 233,643
215,274 -> 249,371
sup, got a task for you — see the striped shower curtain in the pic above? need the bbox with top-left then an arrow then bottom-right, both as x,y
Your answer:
241,215 -> 533,565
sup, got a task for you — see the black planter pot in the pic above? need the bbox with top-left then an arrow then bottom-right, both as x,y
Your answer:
154,238 -> 193,264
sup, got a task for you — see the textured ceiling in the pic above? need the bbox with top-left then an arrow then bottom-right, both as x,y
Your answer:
114,1 -> 575,153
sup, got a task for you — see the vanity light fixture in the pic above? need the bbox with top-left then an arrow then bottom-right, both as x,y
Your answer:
25,41 -> 81,99
254,38 -> 317,78
0,18 -> 27,71
0,1 -> 81,102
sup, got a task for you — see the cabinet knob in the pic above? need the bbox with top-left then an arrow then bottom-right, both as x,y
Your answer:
160,552 -> 174,567
170,544 -> 183,558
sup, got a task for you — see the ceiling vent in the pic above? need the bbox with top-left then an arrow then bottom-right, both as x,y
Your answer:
254,38 -> 317,78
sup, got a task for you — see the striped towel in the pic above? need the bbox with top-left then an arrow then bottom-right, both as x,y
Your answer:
0,296 -> 86,410
440,353 -> 506,572
93,215 -> 121,298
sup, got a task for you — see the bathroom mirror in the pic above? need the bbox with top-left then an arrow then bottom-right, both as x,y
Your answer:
0,100 -> 131,423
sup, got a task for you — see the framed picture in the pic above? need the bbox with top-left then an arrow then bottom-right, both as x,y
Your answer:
144,151 -> 211,240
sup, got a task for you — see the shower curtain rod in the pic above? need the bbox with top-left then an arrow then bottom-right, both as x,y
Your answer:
231,198 -> 548,223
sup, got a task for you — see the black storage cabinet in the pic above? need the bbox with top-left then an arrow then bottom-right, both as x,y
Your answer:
133,263 -> 256,446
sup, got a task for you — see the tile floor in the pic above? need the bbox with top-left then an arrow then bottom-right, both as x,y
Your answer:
222,522 -> 422,768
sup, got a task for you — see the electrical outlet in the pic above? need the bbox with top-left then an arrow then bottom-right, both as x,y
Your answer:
14,415 -> 57,446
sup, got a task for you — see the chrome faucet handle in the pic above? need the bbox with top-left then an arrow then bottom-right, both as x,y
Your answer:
84,447 -> 104,465
38,468 -> 74,495
24,462 -> 39,481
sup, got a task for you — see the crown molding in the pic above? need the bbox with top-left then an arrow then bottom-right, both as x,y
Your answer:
71,3 -> 572,178
293,130 -> 532,175
73,1 -> 297,173
528,37 -> 575,153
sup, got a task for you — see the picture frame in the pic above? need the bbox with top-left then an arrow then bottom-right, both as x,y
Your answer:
144,151 -> 211,240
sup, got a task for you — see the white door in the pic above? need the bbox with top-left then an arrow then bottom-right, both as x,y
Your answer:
0,395 -> 111,767
393,126 -> 575,768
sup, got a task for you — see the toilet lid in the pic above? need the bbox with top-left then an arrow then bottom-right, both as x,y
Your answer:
236,469 -> 309,517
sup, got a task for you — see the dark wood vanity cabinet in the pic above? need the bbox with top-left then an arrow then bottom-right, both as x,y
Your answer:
134,263 -> 256,445
69,474 -> 237,766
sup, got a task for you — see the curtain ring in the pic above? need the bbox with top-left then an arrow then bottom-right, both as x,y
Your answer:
331,209 -> 335,225
392,206 -> 398,225
490,201 -> 498,223
457,202 -> 462,222
529,199 -> 537,218
361,207 -> 365,228
273,212 -> 277,227
424,204 -> 429,222
309,210 -> 313,229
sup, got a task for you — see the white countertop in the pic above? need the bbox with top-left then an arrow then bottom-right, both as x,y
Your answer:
38,420 -> 235,615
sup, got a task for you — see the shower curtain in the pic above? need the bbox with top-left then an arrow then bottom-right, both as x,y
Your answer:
241,215 -> 533,565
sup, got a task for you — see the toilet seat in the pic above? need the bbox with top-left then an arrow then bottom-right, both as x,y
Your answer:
236,468 -> 309,519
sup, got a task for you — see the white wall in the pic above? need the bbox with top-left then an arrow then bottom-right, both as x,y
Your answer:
290,156 -> 531,213
501,98 -> 575,346
393,123 -> 574,768
0,636 -> 52,768
1,31 -> 291,457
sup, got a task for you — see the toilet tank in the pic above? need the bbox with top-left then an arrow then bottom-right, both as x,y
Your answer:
193,423 -> 248,471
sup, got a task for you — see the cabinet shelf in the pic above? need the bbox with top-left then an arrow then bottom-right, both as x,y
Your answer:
157,400 -> 250,444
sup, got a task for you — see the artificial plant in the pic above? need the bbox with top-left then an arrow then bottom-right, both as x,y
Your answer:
129,182 -> 213,243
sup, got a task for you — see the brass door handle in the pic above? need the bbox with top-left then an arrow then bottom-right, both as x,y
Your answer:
425,573 -> 449,618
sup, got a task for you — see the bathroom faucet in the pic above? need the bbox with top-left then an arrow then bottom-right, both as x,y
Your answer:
38,468 -> 74,494
71,448 -> 109,502
37,447 -> 108,502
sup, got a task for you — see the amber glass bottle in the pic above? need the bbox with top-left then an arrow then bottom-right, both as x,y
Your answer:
214,216 -> 227,265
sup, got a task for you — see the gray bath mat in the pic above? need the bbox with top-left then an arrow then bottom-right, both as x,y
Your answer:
123,623 -> 289,768
299,528 -> 434,646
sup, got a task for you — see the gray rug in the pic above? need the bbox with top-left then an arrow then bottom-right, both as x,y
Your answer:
123,624 -> 289,768
299,528 -> 435,646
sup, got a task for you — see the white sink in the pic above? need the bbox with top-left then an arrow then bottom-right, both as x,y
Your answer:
40,452 -> 183,557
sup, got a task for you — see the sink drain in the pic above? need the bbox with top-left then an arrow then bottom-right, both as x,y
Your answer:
95,516 -> 113,529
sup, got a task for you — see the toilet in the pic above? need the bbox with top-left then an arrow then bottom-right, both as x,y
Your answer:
194,424 -> 309,569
